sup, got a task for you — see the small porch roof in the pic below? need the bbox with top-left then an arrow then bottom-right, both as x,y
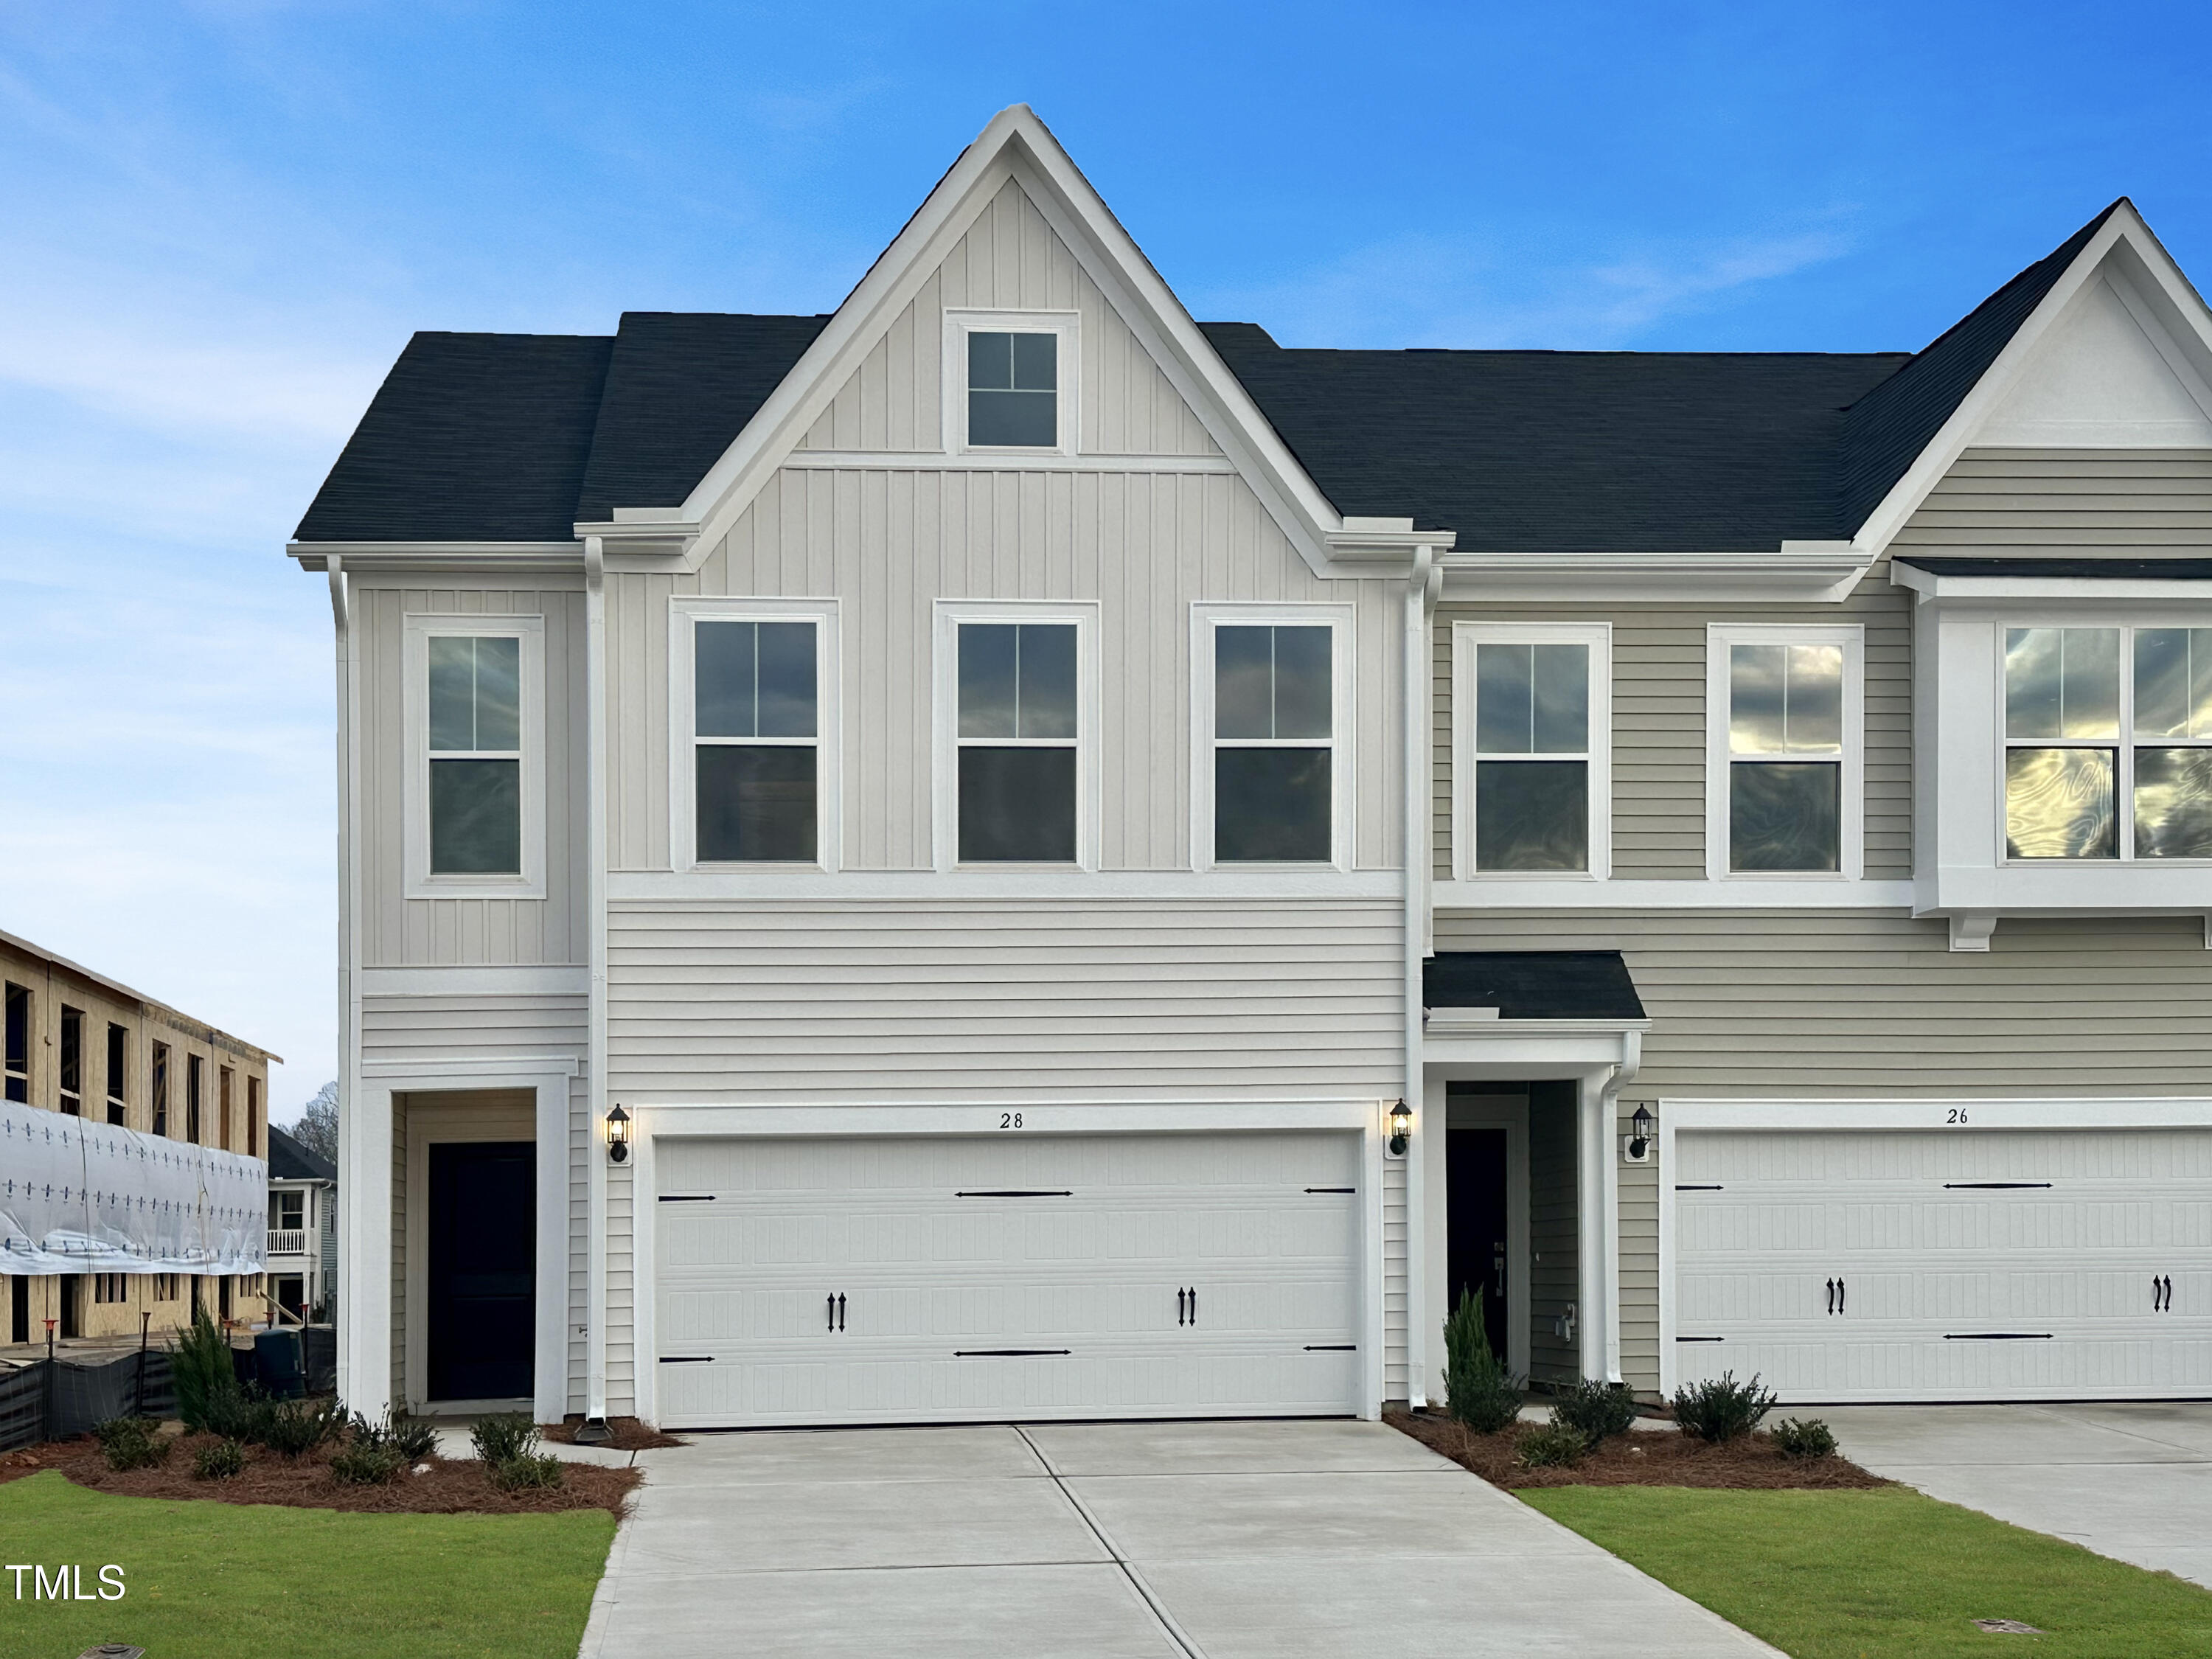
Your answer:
1422,950 -> 1646,1023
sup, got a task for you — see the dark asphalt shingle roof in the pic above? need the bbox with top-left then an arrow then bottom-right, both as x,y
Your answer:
1423,951 -> 1646,1021
268,1124 -> 336,1183
293,206 -> 2126,552
1899,556 -> 2212,579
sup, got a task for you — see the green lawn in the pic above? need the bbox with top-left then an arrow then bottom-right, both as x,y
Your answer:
1524,1484 -> 2212,1659
0,1472 -> 615,1658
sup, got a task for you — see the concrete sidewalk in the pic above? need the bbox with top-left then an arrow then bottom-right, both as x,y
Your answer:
578,1418 -> 1778,1658
1822,1401 -> 2212,1589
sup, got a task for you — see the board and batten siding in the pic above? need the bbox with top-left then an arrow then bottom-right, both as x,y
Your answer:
1437,908 -> 2212,1392
1431,575 -> 1912,882
609,467 -> 1402,874
353,582 -> 589,968
796,178 -> 1220,459
1890,446 -> 2212,555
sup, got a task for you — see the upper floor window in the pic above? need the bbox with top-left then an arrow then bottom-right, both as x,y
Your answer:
1192,606 -> 1352,870
696,619 -> 819,862
150,1041 -> 168,1135
967,332 -> 1057,448
671,599 -> 840,873
2004,625 -> 2212,860
945,311 -> 1078,455
4,984 -> 27,1104
271,1190 -> 305,1231
186,1053 -> 203,1144
1456,623 -> 1610,877
246,1074 -> 261,1157
58,1007 -> 82,1116
105,1023 -> 127,1127
404,615 -> 546,899
1708,624 -> 1863,879
933,602 -> 1096,870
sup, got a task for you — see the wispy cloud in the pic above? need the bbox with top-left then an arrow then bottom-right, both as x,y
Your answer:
1197,220 -> 1857,350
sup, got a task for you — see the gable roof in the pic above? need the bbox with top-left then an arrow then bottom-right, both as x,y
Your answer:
1836,203 -> 2125,533
1201,326 -> 1905,552
268,1123 -> 336,1183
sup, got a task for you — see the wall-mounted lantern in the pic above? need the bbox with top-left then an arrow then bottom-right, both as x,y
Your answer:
1624,1103 -> 1655,1163
607,1104 -> 630,1164
1386,1099 -> 1412,1158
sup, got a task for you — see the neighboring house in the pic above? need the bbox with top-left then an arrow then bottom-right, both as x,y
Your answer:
1,927 -> 274,1347
265,1124 -> 337,1323
291,105 -> 2212,1427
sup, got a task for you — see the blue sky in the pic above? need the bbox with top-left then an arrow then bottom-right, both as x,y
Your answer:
3,1 -> 2209,1113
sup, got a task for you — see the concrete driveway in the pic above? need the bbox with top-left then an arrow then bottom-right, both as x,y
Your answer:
1822,1402 -> 2212,1587
576,1418 -> 1773,1658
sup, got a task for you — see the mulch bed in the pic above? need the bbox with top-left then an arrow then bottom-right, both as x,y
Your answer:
0,1434 -> 639,1517
1388,1407 -> 1889,1491
540,1414 -> 684,1450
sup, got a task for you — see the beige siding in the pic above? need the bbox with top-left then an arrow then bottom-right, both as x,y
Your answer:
1432,576 -> 1913,881
612,468 -> 1402,873
797,178 -> 1219,458
1617,1101 -> 1658,1391
1893,447 -> 2212,554
355,582 -> 589,968
1526,1080 -> 1579,1385
606,899 -> 1404,1102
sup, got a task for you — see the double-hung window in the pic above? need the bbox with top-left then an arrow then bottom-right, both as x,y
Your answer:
672,599 -> 839,872
1195,608 -> 1350,869
934,603 -> 1095,869
945,311 -> 1078,455
1708,624 -> 1863,877
2004,625 -> 2212,860
1456,624 -> 1610,876
405,615 -> 546,897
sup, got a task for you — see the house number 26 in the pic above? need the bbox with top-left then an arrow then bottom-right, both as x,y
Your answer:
1946,1109 -> 1969,1124
999,1113 -> 1025,1130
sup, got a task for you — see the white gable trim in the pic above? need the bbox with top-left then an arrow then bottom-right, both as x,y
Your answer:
578,106 -> 1453,577
1851,203 -> 2212,563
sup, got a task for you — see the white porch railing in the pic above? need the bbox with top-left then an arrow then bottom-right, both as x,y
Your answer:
268,1229 -> 308,1256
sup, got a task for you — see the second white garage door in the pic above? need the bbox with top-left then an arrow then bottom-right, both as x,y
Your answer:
1673,1126 -> 2212,1403
652,1130 -> 1364,1427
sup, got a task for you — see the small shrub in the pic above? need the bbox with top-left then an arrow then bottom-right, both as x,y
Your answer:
1441,1288 -> 1524,1434
470,1413 -> 539,1466
1550,1379 -> 1640,1446
262,1397 -> 333,1458
1515,1422 -> 1587,1468
1771,1416 -> 1839,1459
1671,1371 -> 1778,1443
390,1413 -> 441,1461
193,1438 -> 247,1481
201,1382 -> 273,1444
169,1311 -> 237,1433
330,1441 -> 406,1485
94,1417 -> 167,1472
489,1451 -> 566,1491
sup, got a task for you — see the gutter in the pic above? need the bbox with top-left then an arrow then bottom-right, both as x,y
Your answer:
1596,1029 -> 1642,1387
1401,545 -> 1440,1406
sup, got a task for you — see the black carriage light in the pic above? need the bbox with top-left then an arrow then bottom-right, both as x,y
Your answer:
607,1104 -> 630,1164
1387,1099 -> 1412,1157
1629,1103 -> 1655,1161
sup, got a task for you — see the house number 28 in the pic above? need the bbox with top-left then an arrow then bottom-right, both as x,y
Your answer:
999,1113 -> 1025,1130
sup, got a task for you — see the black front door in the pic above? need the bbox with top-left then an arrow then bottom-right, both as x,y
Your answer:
427,1141 -> 535,1401
1447,1127 -> 1511,1363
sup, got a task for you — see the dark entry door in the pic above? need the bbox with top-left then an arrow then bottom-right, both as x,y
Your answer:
1447,1127 -> 1510,1363
427,1141 -> 535,1401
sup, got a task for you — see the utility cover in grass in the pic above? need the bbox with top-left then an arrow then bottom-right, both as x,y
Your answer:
1974,1618 -> 2049,1633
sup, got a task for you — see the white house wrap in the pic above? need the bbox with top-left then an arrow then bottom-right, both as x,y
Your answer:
0,1099 -> 266,1275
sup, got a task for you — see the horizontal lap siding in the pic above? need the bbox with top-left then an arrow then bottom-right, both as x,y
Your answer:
608,900 -> 1403,1102
356,584 -> 588,967
1527,1081 -> 1579,1386
1893,448 -> 2212,554
1432,580 -> 1912,881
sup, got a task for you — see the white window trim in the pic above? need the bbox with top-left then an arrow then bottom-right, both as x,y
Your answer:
933,599 -> 1101,874
1190,602 -> 1357,875
1996,619 -> 2212,869
1705,622 -> 1865,883
402,613 -> 546,900
941,308 -> 1082,457
1451,620 -> 1612,883
668,597 -> 843,874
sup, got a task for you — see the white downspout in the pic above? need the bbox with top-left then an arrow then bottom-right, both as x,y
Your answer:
1596,1029 -> 1641,1386
584,536 -> 610,1425
1402,546 -> 1438,1405
326,555 -> 366,1408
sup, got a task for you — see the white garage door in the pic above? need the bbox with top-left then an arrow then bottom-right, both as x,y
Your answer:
1674,1127 -> 2212,1403
652,1131 -> 1364,1427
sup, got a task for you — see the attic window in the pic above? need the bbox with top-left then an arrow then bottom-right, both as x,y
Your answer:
967,332 -> 1057,447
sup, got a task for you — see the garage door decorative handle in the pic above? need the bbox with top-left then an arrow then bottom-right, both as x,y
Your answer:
1826,1276 -> 1846,1315
2156,1275 -> 2173,1312
1178,1287 -> 1198,1326
826,1293 -> 846,1332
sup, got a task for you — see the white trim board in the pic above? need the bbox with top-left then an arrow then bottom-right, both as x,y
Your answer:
609,869 -> 1403,902
1433,878 -> 1914,909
